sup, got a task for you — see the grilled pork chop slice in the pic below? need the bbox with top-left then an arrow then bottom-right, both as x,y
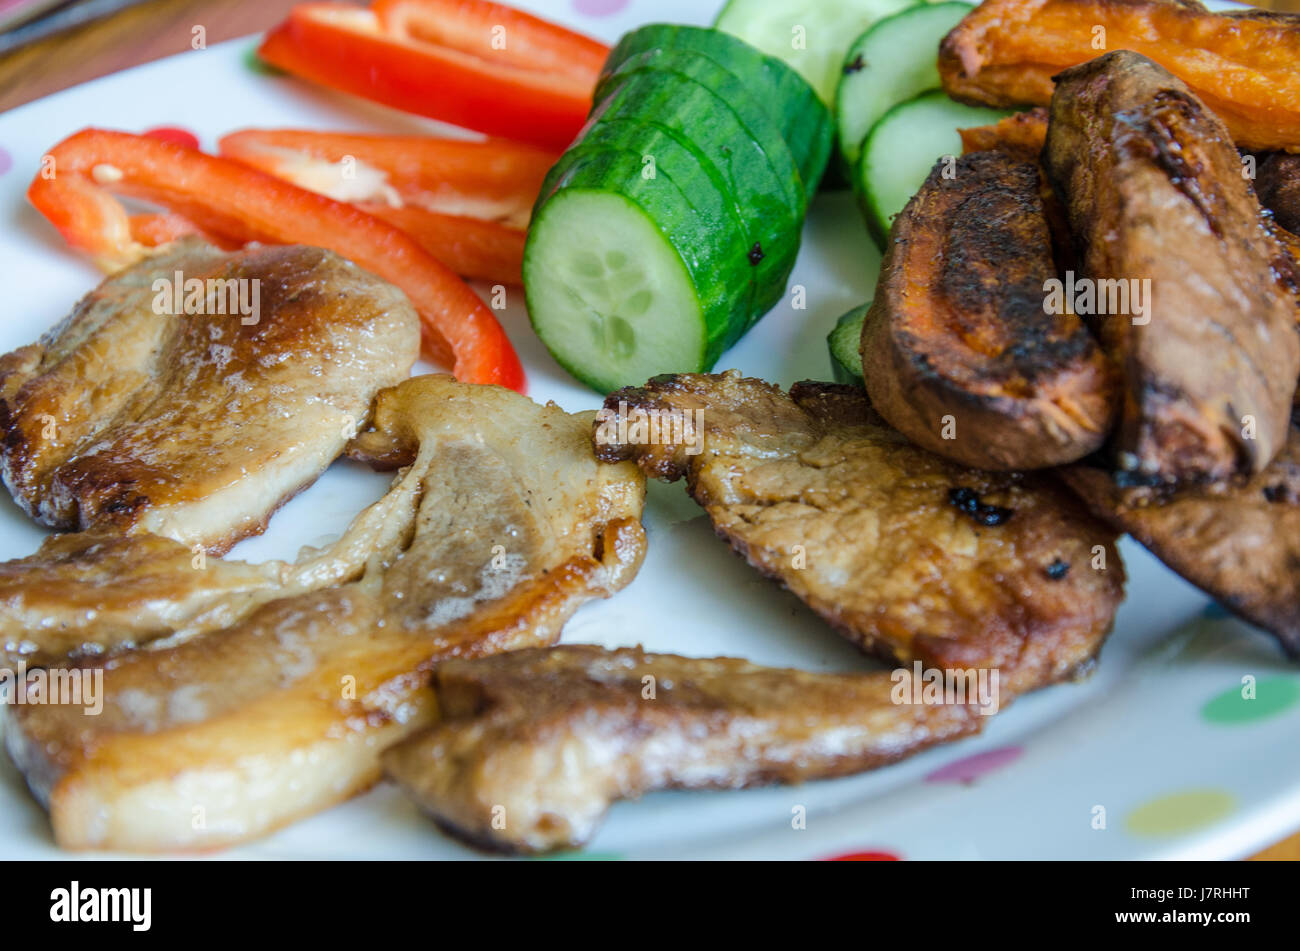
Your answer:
938,0 -> 1300,152
1257,153 -> 1300,236
1046,52 -> 1299,482
0,239 -> 419,553
384,645 -> 983,854
862,150 -> 1116,470
0,469 -> 419,667
595,373 -> 1124,698
5,375 -> 647,851
1060,416 -> 1300,658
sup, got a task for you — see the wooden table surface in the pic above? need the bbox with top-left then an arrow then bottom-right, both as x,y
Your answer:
0,0 -> 1297,860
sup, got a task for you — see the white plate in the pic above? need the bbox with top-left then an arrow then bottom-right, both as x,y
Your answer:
1,0 -> 1297,861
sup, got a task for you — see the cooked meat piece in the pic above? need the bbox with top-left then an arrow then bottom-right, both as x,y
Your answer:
595,373 -> 1124,698
959,108 -> 1048,162
0,468 -> 419,667
384,645 -> 984,854
1046,52 -> 1299,482
1257,152 -> 1300,235
862,151 -> 1116,470
1060,416 -> 1300,658
5,375 -> 647,852
0,239 -> 419,553
939,0 -> 1300,152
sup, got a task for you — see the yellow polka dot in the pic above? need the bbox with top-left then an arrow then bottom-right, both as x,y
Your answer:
1125,789 -> 1237,838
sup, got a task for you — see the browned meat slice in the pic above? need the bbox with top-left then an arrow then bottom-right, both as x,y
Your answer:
1257,152 -> 1300,235
938,0 -> 1300,152
5,375 -> 647,851
1060,416 -> 1300,658
595,372 -> 1124,698
384,645 -> 984,854
0,469 -> 418,667
0,239 -> 419,553
1045,51 -> 1299,482
862,150 -> 1116,470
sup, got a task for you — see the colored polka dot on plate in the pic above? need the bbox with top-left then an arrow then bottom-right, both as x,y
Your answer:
143,127 -> 200,150
924,745 -> 1023,785
825,850 -> 901,861
1202,677 -> 1300,725
0,147 -> 11,176
244,43 -> 286,76
573,0 -> 631,16
1124,789 -> 1236,838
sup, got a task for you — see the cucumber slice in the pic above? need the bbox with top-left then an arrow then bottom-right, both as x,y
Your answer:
525,149 -> 744,393
855,90 -> 1011,248
595,53 -> 806,220
551,118 -> 758,343
828,303 -> 869,385
593,62 -> 803,323
603,24 -> 832,194
714,0 -> 918,105
836,2 -> 973,169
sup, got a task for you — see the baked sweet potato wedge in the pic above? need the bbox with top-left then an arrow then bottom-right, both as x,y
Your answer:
1046,51 -> 1299,481
939,0 -> 1300,152
958,107 -> 1048,162
861,150 -> 1116,470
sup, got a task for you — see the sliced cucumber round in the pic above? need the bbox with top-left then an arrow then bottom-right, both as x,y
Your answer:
593,62 -> 803,324
552,117 -> 758,340
836,2 -> 974,170
526,149 -> 742,393
595,52 -> 807,220
855,90 -> 1011,248
602,24 -> 832,194
714,0 -> 918,105
828,303 -> 869,385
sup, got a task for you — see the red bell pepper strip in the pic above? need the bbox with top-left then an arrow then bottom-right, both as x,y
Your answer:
256,3 -> 606,152
373,0 -> 608,83
360,204 -> 525,285
130,212 -> 239,250
218,128 -> 557,226
28,128 -> 525,391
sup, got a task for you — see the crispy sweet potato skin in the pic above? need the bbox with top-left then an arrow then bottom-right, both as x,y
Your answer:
1046,51 -> 1299,481
940,0 -> 1300,152
861,150 -> 1116,470
959,108 -> 1049,162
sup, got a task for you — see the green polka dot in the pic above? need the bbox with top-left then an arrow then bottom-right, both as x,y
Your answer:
1125,790 -> 1236,838
243,44 -> 286,76
1202,677 -> 1300,724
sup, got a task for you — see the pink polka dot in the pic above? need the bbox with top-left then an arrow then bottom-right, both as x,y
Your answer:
924,746 -> 1023,785
143,127 -> 200,150
0,147 -> 11,177
824,850 -> 901,861
573,0 -> 630,16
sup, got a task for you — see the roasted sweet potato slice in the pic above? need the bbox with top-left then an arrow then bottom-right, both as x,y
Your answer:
861,150 -> 1116,470
959,107 -> 1048,162
939,0 -> 1300,152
